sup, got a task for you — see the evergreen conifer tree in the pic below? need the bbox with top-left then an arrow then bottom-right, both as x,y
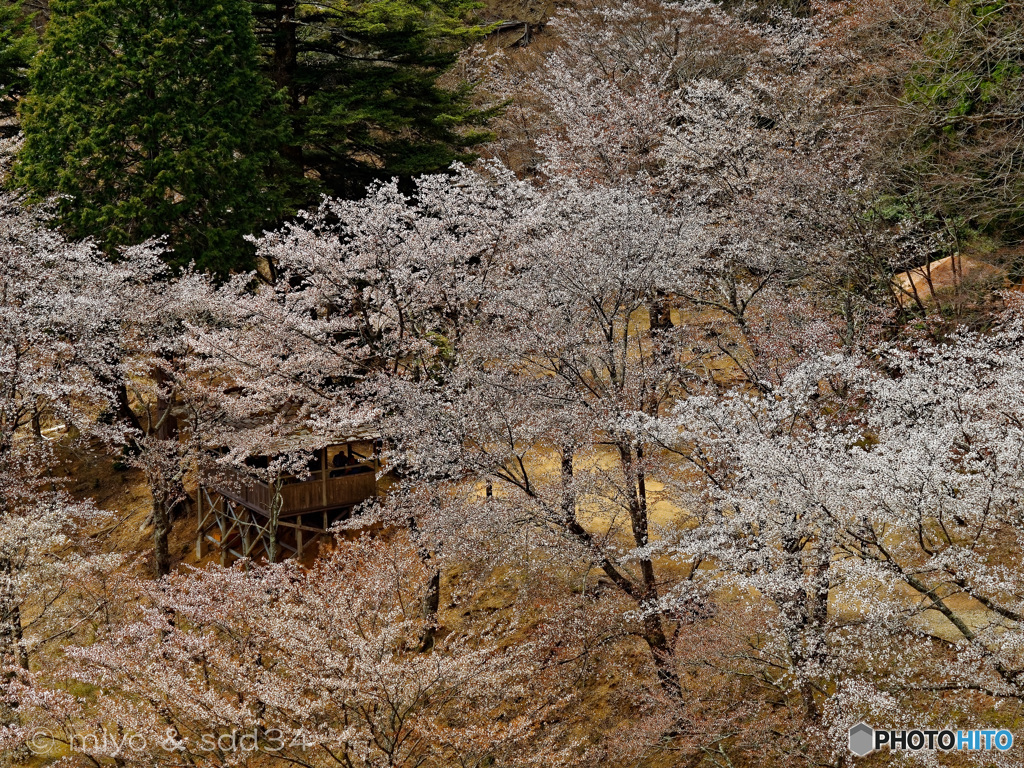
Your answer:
15,0 -> 285,271
0,0 -> 36,119
251,0 -> 495,198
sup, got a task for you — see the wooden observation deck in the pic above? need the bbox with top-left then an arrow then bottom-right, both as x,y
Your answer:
197,436 -> 380,565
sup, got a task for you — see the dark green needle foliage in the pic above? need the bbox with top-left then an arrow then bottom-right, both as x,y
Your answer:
0,0 -> 37,118
15,0 -> 286,272
251,0 -> 497,199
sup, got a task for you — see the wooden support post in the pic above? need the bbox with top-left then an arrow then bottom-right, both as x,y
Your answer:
373,440 -> 381,497
196,486 -> 206,559
321,446 -> 328,508
240,507 -> 251,559
296,526 -> 303,559
218,495 -> 229,567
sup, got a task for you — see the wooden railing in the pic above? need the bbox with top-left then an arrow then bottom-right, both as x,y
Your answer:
235,478 -> 272,512
214,468 -> 377,517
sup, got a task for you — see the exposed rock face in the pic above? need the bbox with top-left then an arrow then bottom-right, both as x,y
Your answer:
894,254 -> 1007,307
481,0 -> 553,26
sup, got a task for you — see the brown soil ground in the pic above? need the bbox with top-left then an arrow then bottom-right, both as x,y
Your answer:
63,445 -> 200,572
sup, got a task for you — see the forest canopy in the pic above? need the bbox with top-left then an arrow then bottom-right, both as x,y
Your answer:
0,0 -> 1023,766
11,0 -> 493,270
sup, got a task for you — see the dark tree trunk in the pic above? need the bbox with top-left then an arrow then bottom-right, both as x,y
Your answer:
618,442 -> 681,698
108,378 -> 144,447
151,366 -> 180,579
0,560 -> 27,672
407,511 -> 441,652
419,568 -> 441,652
504,444 -> 683,698
779,535 -> 829,724
649,295 -> 673,335
560,446 -> 575,521
272,1 -> 302,168
152,495 -> 172,579
0,558 -> 28,765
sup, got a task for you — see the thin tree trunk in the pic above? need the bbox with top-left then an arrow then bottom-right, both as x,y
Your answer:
151,366 -> 178,578
152,495 -> 172,579
617,442 -> 681,698
560,446 -> 575,521
267,479 -> 284,564
0,560 -> 26,671
648,295 -> 673,336
10,604 -> 26,673
0,559 -> 28,766
804,542 -> 832,724
557,447 -> 636,596
99,375 -> 144,455
507,444 -> 682,697
407,510 -> 441,652
419,568 -> 441,652
779,536 -> 827,724
272,1 -> 302,169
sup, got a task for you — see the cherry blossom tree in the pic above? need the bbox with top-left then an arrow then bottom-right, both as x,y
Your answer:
186,160 -> 706,696
1,1 -> 1023,765
48,536 -> 582,768
0,151 -> 162,753
634,301 -> 1024,763
359,175 -> 709,696
90,246 -> 311,577
483,0 -> 935,369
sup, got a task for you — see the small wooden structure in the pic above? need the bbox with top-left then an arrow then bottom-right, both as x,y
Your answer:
197,434 -> 380,565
